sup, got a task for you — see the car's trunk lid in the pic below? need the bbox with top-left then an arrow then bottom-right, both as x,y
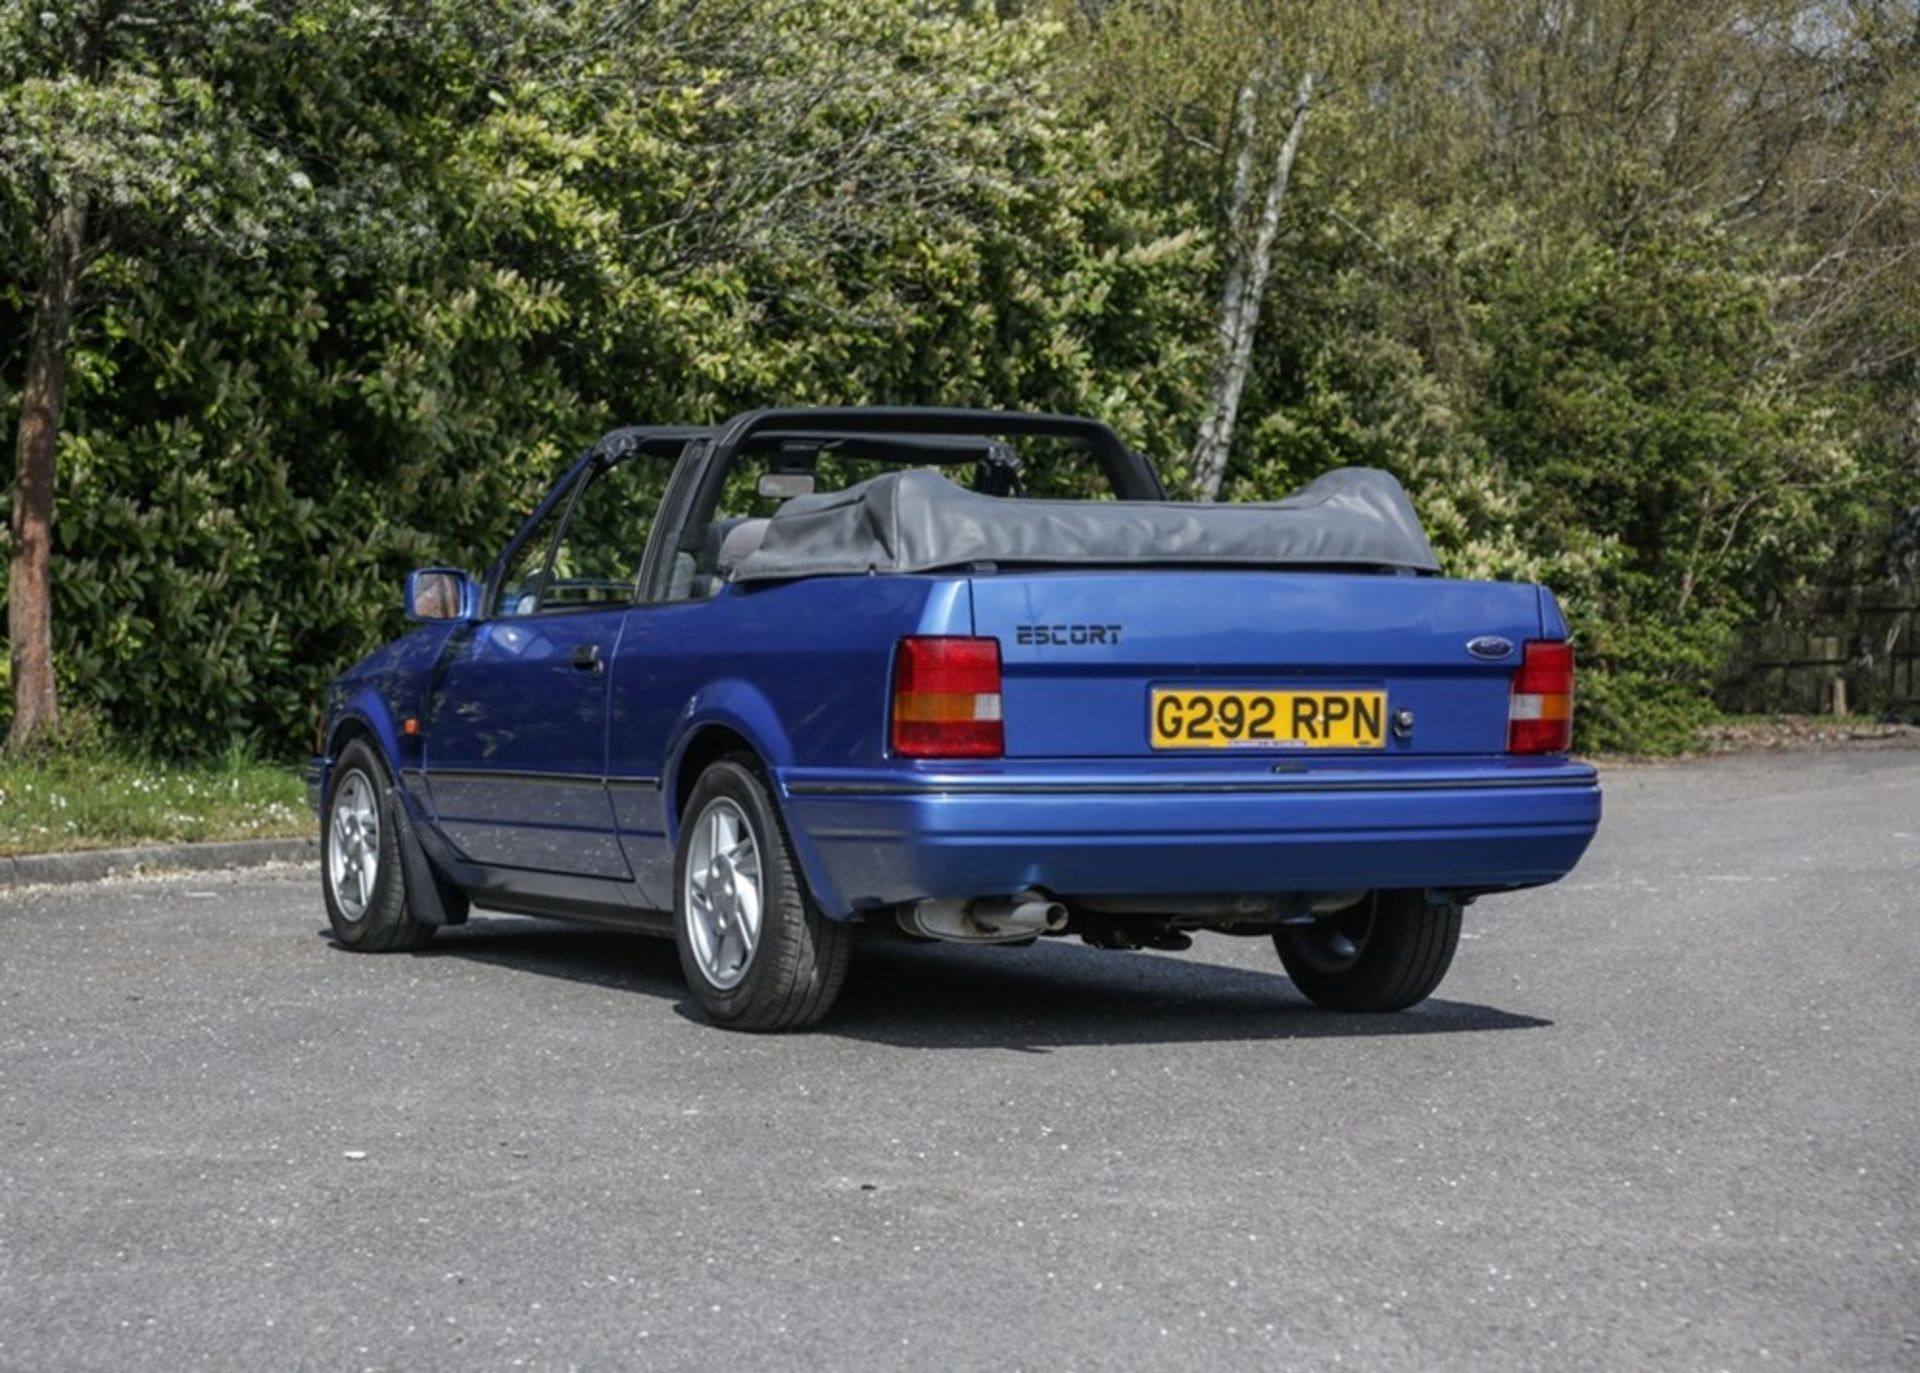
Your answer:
969,570 -> 1542,759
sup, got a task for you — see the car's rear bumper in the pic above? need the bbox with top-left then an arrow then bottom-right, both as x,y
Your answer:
777,758 -> 1601,917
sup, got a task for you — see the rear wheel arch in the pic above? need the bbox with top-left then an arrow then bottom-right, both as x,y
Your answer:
668,723 -> 852,919
672,724 -> 760,823
664,680 -> 797,820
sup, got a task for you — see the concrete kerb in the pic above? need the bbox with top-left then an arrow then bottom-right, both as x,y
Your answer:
0,837 -> 318,889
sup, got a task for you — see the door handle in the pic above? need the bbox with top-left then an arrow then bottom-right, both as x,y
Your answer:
570,643 -> 604,676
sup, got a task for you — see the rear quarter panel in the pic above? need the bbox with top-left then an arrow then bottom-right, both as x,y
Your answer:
606,575 -> 972,900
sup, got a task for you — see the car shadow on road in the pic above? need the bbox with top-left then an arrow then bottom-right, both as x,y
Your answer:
402,917 -> 1551,1050
825,939 -> 1551,1050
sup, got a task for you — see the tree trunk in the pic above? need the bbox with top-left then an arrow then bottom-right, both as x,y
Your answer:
8,197 -> 88,751
1189,69 -> 1316,501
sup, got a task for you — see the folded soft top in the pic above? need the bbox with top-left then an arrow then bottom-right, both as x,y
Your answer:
731,465 -> 1441,581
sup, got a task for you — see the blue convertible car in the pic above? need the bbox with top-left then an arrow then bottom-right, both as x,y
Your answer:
312,408 -> 1600,1030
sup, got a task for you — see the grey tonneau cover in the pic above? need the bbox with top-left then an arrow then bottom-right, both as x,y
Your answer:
732,466 -> 1440,581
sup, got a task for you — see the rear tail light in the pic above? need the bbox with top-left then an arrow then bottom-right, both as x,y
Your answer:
1508,639 -> 1574,754
891,636 -> 1004,758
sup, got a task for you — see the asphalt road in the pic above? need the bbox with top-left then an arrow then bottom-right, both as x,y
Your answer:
2,751 -> 1916,1371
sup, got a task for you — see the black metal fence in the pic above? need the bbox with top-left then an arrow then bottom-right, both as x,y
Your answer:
1722,585 -> 1920,717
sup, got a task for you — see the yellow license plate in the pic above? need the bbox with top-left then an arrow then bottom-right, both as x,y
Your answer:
1150,689 -> 1387,749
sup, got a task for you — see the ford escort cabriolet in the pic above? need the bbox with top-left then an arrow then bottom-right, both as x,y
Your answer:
311,408 -> 1601,1030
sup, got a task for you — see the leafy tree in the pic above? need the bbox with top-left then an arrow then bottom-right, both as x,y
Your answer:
1056,0 -> 1396,497
2,4 -> 260,743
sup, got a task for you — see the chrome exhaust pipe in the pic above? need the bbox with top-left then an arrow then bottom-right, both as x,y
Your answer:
965,891 -> 1069,935
898,890 -> 1067,943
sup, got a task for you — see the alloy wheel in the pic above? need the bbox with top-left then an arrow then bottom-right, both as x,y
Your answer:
683,797 -> 763,990
328,768 -> 380,920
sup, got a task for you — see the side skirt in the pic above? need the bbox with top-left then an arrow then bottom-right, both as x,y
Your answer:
398,783 -> 668,933
469,894 -> 674,937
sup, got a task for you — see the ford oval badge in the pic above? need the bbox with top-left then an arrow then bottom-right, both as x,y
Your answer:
1467,635 -> 1515,661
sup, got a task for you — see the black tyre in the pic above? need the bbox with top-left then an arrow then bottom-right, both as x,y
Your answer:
322,739 -> 438,952
673,755 -> 852,1031
1273,890 -> 1460,1012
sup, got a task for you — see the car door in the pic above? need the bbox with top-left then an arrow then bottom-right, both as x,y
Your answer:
601,441 -> 796,899
424,447 -> 672,880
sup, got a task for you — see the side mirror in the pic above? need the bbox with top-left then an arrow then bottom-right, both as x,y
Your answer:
404,568 -> 477,623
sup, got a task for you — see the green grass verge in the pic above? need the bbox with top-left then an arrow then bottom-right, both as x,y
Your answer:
0,748 -> 309,857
